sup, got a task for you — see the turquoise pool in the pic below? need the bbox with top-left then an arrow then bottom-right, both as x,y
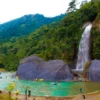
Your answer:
0,72 -> 100,96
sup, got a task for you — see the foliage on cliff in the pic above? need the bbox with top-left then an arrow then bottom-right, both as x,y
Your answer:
0,0 -> 100,71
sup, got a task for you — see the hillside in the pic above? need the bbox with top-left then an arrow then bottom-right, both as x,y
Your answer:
0,0 -> 100,71
0,14 -> 65,39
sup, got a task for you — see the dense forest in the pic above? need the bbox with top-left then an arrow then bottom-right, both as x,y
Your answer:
0,14 -> 65,39
0,0 -> 100,71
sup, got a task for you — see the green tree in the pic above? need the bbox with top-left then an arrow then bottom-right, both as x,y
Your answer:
67,0 -> 77,13
5,82 -> 16,99
80,0 -> 87,7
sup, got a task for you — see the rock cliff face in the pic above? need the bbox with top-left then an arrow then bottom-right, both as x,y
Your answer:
89,60 -> 100,81
93,21 -> 100,31
17,55 -> 73,81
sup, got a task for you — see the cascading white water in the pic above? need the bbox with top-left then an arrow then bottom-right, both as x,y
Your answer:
76,23 -> 92,71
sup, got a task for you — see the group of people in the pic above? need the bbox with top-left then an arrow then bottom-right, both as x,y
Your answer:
34,78 -> 44,81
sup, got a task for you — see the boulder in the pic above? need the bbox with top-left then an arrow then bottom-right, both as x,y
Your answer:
89,60 -> 100,81
16,55 -> 73,81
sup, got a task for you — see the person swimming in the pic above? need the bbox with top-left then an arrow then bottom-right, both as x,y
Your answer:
52,82 -> 57,85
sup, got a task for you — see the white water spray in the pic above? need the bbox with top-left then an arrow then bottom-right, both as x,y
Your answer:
76,23 -> 92,71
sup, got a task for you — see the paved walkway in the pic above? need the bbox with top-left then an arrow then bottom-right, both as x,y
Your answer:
1,90 -> 100,100
12,91 -> 100,100
73,91 -> 100,100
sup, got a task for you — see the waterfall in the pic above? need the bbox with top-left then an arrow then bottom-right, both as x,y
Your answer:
76,23 -> 92,71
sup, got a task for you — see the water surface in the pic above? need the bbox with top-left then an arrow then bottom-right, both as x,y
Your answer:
0,72 -> 100,96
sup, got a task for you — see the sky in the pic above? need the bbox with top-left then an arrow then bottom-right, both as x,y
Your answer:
0,0 -> 90,24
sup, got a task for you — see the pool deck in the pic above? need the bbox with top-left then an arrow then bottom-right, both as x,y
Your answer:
1,90 -> 100,100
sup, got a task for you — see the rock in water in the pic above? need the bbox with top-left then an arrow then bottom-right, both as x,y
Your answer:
16,55 -> 73,81
89,60 -> 100,81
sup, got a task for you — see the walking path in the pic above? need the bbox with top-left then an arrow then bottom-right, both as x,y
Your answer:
0,90 -> 100,100
11,91 -> 100,100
